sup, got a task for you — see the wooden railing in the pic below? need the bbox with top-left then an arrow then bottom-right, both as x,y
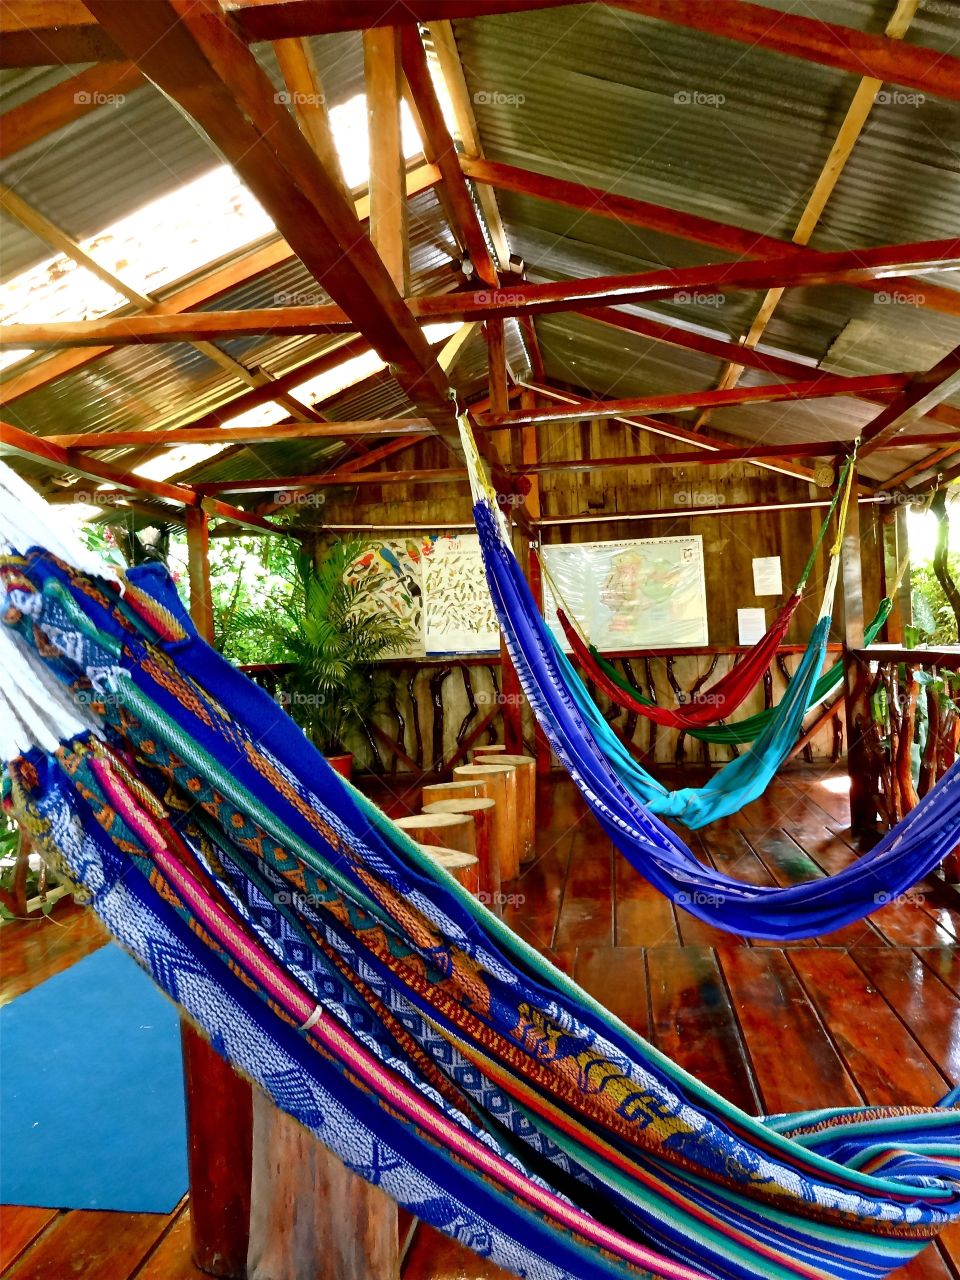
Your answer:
242,657 -> 506,779
845,645 -> 960,871
243,643 -> 850,777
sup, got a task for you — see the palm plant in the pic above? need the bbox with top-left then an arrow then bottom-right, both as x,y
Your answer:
238,540 -> 417,756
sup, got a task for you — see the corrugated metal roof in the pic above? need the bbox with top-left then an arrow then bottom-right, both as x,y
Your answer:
2,4 -> 958,498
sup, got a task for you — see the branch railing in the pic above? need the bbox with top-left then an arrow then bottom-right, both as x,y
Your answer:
845,644 -> 960,876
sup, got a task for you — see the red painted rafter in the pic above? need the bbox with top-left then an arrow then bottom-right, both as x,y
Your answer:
460,157 -> 959,317
858,344 -> 960,457
608,0 -> 960,103
476,371 -> 926,430
0,420 -> 283,532
9,232 -> 958,346
85,0 -> 456,442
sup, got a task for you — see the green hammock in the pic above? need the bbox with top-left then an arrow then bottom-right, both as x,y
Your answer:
592,596 -> 893,745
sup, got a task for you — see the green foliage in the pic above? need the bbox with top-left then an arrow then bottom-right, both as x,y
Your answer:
910,553 -> 960,645
232,540 -> 416,754
203,536 -> 300,663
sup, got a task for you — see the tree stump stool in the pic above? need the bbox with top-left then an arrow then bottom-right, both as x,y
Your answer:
422,797 -> 498,906
469,742 -> 506,760
453,763 -> 519,881
418,845 -> 481,895
475,752 -> 536,864
393,812 -> 475,858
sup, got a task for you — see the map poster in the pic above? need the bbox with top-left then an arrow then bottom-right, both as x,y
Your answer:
543,535 -> 708,650
422,533 -> 500,654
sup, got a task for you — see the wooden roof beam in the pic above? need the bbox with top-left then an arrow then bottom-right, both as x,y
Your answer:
858,344 -> 960,457
85,0 -> 457,444
0,161 -> 440,405
459,157 -> 960,317
363,27 -> 409,294
608,0 -> 960,103
0,420 -> 286,534
477,371 -> 930,428
692,0 -> 922,433
399,25 -> 498,288
45,418 -> 433,451
0,62 -> 145,160
225,0 -> 579,41
10,230 -> 958,347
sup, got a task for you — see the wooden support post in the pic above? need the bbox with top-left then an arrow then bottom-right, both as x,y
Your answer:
485,319 -> 524,752
840,472 -> 876,840
363,27 -> 409,294
183,506 -> 254,1279
247,1094 -> 399,1280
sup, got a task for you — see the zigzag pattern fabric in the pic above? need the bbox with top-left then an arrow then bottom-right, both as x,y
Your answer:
2,541 -> 959,1280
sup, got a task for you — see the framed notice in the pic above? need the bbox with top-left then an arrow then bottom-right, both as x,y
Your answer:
543,535 -> 708,650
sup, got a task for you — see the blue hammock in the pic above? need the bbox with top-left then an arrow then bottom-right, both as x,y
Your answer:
460,425 -> 960,940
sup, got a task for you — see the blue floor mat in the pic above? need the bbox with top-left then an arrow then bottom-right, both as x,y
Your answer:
1,942 -> 188,1213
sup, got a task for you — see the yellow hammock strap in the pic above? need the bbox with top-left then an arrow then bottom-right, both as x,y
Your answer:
829,442 -> 859,559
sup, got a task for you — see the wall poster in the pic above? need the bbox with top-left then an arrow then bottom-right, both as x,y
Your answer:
348,532 -> 499,657
542,534 -> 708,650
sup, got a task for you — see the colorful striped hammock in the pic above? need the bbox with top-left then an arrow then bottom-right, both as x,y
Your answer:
1,489 -> 959,1280
546,468 -> 850,732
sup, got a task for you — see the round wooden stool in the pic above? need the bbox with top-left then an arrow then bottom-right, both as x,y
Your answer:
475,752 -> 536,863
418,845 -> 480,896
453,762 -> 519,881
394,812 -> 475,858
422,797 -> 498,906
469,742 -> 506,760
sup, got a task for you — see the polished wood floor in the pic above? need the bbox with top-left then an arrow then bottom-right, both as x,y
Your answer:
2,765 -> 958,1280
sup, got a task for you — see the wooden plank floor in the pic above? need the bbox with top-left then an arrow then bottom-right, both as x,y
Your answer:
2,765 -> 958,1280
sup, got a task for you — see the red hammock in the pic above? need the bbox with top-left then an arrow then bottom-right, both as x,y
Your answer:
556,591 -> 802,729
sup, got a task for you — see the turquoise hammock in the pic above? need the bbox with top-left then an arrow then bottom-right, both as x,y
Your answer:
523,443 -> 858,829
1,459 -> 959,1280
